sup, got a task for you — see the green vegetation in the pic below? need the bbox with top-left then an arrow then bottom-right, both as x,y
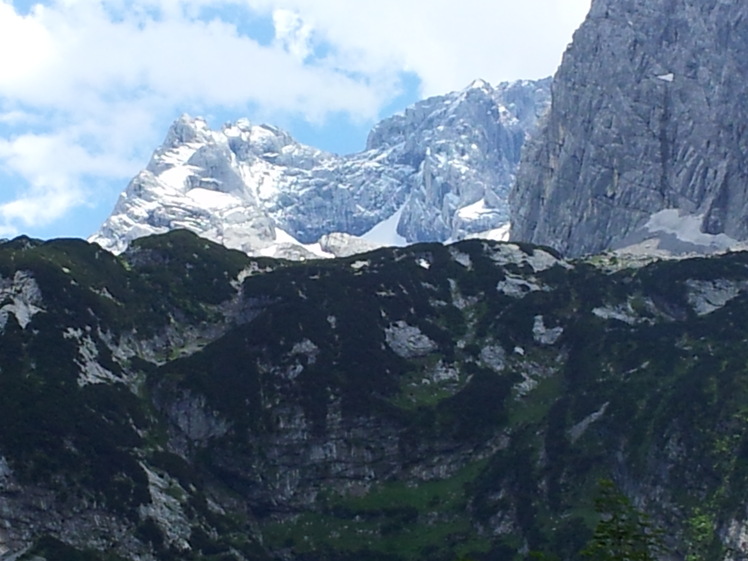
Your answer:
3,235 -> 748,560
262,460 -> 491,561
581,480 -> 662,561
21,536 -> 129,561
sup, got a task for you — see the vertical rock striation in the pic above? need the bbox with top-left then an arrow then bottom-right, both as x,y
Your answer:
511,0 -> 748,256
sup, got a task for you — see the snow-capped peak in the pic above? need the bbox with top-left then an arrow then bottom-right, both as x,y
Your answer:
466,78 -> 492,92
91,79 -> 551,260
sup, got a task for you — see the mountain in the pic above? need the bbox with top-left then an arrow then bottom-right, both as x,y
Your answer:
3,231 -> 748,560
91,79 -> 551,258
510,0 -> 748,257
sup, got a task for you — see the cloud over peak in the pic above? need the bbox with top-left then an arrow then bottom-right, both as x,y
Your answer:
0,0 -> 590,239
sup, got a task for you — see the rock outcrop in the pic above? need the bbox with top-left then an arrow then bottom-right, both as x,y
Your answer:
511,0 -> 748,257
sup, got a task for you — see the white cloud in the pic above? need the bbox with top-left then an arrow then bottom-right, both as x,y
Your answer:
0,111 -> 35,125
0,0 -> 591,238
247,0 -> 592,96
0,3 -> 55,90
273,8 -> 314,61
0,1 -> 380,116
0,129 -> 136,230
0,186 -> 83,230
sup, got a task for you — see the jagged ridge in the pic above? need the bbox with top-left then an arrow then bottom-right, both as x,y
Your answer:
91,79 -> 550,258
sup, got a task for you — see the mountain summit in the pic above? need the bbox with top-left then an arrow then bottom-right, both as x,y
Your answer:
511,0 -> 748,257
91,79 -> 550,258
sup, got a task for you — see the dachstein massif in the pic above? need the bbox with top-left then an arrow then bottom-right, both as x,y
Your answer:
3,1 -> 748,561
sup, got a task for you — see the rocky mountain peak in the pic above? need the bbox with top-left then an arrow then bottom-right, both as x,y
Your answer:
92,79 -> 551,258
161,114 -> 213,147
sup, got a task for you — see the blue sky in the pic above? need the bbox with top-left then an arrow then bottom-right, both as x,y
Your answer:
0,0 -> 590,241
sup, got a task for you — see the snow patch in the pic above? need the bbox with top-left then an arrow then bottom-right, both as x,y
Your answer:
258,228 -> 335,260
158,165 -> 196,189
456,198 -> 493,221
464,223 -> 511,242
271,227 -> 303,246
318,232 -> 381,258
360,205 -> 408,247
645,209 -> 737,250
416,257 -> 432,270
186,187 -> 239,209
157,143 -> 202,167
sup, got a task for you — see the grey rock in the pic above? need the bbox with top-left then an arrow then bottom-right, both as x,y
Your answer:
511,0 -> 748,257
164,391 -> 231,446
478,345 -> 506,372
138,465 -> 192,551
0,272 -> 43,331
532,315 -> 563,345
496,274 -> 547,299
568,402 -> 609,443
385,321 -> 438,359
686,278 -> 748,316
317,233 -> 381,258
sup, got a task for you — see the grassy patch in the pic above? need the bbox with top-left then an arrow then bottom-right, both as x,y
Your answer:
263,460 -> 490,560
389,355 -> 467,410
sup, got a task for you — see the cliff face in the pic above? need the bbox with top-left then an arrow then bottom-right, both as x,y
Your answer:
5,232 -> 748,560
511,0 -> 748,256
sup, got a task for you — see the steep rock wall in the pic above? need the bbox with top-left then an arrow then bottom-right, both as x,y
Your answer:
511,0 -> 748,256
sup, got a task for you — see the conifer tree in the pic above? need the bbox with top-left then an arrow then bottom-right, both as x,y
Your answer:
582,480 -> 663,561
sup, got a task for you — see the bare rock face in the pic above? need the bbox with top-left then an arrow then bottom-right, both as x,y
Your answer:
511,0 -> 748,257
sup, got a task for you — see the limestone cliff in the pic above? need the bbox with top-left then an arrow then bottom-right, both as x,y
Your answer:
511,0 -> 748,256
